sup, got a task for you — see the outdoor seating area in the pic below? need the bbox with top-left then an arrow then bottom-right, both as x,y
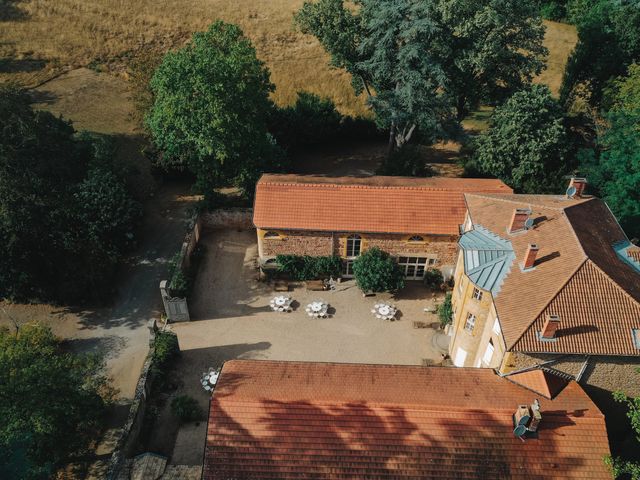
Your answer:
269,295 -> 293,312
305,300 -> 329,318
372,303 -> 397,321
200,368 -> 220,392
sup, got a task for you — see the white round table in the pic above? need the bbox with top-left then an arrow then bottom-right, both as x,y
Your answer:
270,295 -> 292,312
372,303 -> 397,321
306,301 -> 328,318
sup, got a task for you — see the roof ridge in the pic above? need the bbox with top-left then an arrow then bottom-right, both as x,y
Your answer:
466,193 -> 594,212
507,258 -> 589,350
261,182 -> 501,192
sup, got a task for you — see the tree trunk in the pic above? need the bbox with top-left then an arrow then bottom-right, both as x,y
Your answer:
456,94 -> 467,121
387,122 -> 397,158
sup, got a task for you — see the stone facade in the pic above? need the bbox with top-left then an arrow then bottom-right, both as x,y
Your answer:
257,229 -> 459,276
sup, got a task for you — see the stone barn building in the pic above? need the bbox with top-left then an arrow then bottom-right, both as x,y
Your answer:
252,174 -> 512,280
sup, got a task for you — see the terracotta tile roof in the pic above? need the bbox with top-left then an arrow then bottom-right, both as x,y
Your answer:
204,360 -> 611,480
513,260 -> 640,355
253,174 -> 512,235
464,194 -> 640,356
504,369 -> 569,399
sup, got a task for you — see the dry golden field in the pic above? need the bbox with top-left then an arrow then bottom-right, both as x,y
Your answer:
2,1 -> 576,117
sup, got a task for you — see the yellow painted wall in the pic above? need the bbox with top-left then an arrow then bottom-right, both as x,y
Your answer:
449,251 -> 507,368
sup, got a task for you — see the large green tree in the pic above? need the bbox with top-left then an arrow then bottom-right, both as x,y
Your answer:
0,86 -> 141,302
473,85 -> 569,193
437,0 -> 547,119
580,113 -> 640,239
579,64 -> 640,238
605,380 -> 640,479
561,0 -> 640,108
147,21 -> 283,203
295,0 -> 548,152
0,324 -> 110,479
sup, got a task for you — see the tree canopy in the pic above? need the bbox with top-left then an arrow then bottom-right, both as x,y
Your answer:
472,85 -> 570,193
353,247 -> 405,293
0,324 -> 110,479
295,0 -> 548,152
0,86 -> 141,302
605,381 -> 640,479
561,0 -> 640,107
147,21 -> 284,204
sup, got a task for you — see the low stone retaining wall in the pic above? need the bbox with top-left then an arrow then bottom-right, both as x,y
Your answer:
106,321 -> 164,480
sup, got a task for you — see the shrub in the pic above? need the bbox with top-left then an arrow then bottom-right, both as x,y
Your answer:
269,91 -> 341,151
269,91 -> 383,153
275,255 -> 342,280
170,395 -> 204,423
376,145 -> 435,177
152,331 -> 180,370
423,268 -> 444,290
437,293 -> 453,328
352,248 -> 404,293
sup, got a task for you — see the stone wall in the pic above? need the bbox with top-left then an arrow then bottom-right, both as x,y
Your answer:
259,229 -> 459,268
260,229 -> 335,257
106,321 -> 159,480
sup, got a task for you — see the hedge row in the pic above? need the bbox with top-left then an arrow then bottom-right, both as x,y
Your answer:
275,255 -> 342,281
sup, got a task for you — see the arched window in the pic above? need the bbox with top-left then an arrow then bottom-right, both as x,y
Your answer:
408,235 -> 424,243
263,231 -> 281,239
346,234 -> 362,257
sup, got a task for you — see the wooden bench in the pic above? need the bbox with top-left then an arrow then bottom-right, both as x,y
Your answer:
305,280 -> 326,291
274,280 -> 289,292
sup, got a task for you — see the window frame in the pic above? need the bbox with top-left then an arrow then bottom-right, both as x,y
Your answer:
464,312 -> 476,333
407,235 -> 425,243
346,234 -> 362,258
263,231 -> 281,240
472,287 -> 483,301
492,317 -> 501,335
482,339 -> 495,365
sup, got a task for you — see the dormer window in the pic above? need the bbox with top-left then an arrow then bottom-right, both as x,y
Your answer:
408,235 -> 424,243
263,231 -> 281,240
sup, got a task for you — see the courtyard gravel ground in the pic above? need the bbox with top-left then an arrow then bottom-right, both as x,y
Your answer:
168,228 -> 446,465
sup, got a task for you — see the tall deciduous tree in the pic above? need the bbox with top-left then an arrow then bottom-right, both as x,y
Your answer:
579,64 -> 640,238
580,112 -> 640,239
0,86 -> 141,302
0,324 -> 110,479
561,0 -> 640,107
473,85 -> 569,193
437,0 -> 547,119
146,21 -> 283,203
295,0 -> 548,153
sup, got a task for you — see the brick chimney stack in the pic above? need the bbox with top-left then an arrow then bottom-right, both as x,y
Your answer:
568,177 -> 587,198
509,208 -> 531,234
523,244 -> 539,270
541,314 -> 560,339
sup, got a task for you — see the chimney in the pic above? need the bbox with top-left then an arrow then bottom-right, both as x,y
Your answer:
541,314 -> 560,339
528,399 -> 542,432
509,208 -> 531,234
523,244 -> 539,270
568,177 -> 587,198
